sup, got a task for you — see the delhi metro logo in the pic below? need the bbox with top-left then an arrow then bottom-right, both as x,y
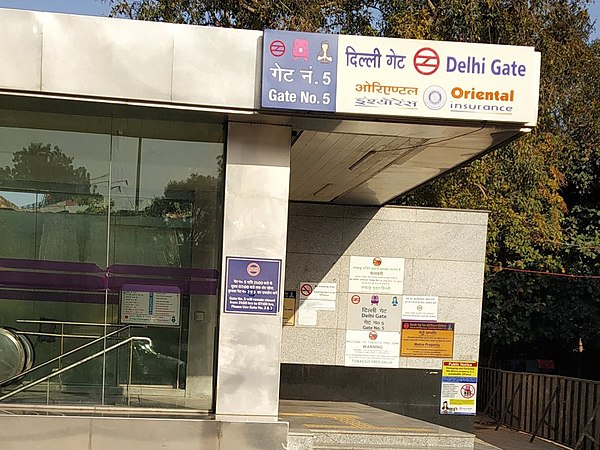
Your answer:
246,262 -> 261,277
414,47 -> 440,75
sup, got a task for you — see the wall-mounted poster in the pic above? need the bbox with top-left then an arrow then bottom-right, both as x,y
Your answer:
440,360 -> 478,416
400,321 -> 454,358
348,256 -> 404,294
224,257 -> 281,315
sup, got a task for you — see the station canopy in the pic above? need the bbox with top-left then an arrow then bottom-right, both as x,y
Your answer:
0,8 -> 540,205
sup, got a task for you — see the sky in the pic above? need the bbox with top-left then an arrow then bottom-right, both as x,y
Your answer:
0,0 -> 599,40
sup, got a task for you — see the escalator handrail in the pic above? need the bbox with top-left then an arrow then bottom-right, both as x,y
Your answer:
0,324 -> 141,387
0,336 -> 152,401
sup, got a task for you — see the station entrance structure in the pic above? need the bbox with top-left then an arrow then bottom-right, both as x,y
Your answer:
0,8 -> 540,449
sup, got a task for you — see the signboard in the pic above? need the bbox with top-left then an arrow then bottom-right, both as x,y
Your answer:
402,296 -> 438,321
400,321 -> 455,358
283,290 -> 297,326
344,329 -> 400,368
297,301 -> 318,326
262,30 -> 338,112
262,30 -> 541,125
298,281 -> 337,310
348,256 -> 404,294
121,284 -> 180,326
224,257 -> 281,315
346,293 -> 402,332
440,360 -> 478,415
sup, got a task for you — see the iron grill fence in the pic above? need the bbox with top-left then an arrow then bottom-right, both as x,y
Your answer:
478,367 -> 600,449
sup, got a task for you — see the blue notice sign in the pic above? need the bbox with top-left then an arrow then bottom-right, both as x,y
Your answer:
262,29 -> 338,112
224,257 -> 281,315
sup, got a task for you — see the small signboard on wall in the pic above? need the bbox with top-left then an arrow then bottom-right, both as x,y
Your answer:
402,296 -> 438,321
348,256 -> 405,294
440,360 -> 478,415
283,290 -> 297,326
400,321 -> 455,358
224,257 -> 281,315
121,284 -> 181,326
345,329 -> 400,368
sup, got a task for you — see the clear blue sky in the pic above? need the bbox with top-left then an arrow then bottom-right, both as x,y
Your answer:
0,0 -> 111,16
0,0 -> 598,38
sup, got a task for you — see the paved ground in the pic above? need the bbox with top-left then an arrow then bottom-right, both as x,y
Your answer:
282,400 -> 572,449
475,423 -> 569,450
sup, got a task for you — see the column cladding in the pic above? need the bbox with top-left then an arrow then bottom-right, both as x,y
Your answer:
215,122 -> 291,416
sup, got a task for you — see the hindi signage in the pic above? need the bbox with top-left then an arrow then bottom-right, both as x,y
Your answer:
224,257 -> 281,315
400,321 -> 455,358
402,296 -> 438,321
262,30 -> 338,112
345,329 -> 400,368
262,30 -> 541,125
346,293 -> 402,332
348,256 -> 404,294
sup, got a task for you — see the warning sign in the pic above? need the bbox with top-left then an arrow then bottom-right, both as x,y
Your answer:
344,329 -> 400,368
400,321 -> 454,358
440,360 -> 478,415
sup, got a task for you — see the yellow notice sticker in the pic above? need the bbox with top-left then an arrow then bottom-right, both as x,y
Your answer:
400,321 -> 454,358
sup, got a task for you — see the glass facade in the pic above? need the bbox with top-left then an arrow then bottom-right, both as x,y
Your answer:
0,106 -> 224,410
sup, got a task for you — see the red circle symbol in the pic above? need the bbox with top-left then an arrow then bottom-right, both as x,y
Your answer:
269,40 -> 286,57
351,295 -> 361,305
247,262 -> 261,277
461,384 -> 476,399
373,257 -> 382,267
300,283 -> 313,297
369,330 -> 378,340
414,47 -> 440,75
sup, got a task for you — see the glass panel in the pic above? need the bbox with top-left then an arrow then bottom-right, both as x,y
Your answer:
0,109 -> 224,411
106,119 -> 223,409
0,119 -> 111,404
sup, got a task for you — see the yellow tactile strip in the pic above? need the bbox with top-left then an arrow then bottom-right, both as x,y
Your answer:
281,412 -> 435,432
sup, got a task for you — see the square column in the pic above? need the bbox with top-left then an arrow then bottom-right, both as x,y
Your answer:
215,122 -> 291,416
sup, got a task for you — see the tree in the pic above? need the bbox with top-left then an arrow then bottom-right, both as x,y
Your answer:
0,142 -> 97,206
144,155 -> 223,251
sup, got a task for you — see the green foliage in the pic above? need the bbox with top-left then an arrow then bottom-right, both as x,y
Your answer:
0,142 -> 101,207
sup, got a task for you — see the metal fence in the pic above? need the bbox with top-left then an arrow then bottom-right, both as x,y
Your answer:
478,367 -> 600,449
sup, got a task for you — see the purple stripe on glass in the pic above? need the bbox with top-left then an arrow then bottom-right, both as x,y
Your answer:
1,272 -> 105,291
108,264 -> 217,279
0,289 -> 118,305
0,258 -> 104,273
0,258 -> 220,298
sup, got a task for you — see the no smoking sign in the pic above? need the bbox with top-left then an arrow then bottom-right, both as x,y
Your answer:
300,283 -> 313,297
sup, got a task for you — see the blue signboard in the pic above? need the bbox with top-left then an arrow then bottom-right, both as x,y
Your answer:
261,29 -> 338,112
224,257 -> 281,315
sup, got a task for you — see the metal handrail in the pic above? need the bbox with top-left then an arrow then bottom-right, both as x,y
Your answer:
16,320 -> 124,327
0,325 -> 140,387
0,336 -> 152,401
